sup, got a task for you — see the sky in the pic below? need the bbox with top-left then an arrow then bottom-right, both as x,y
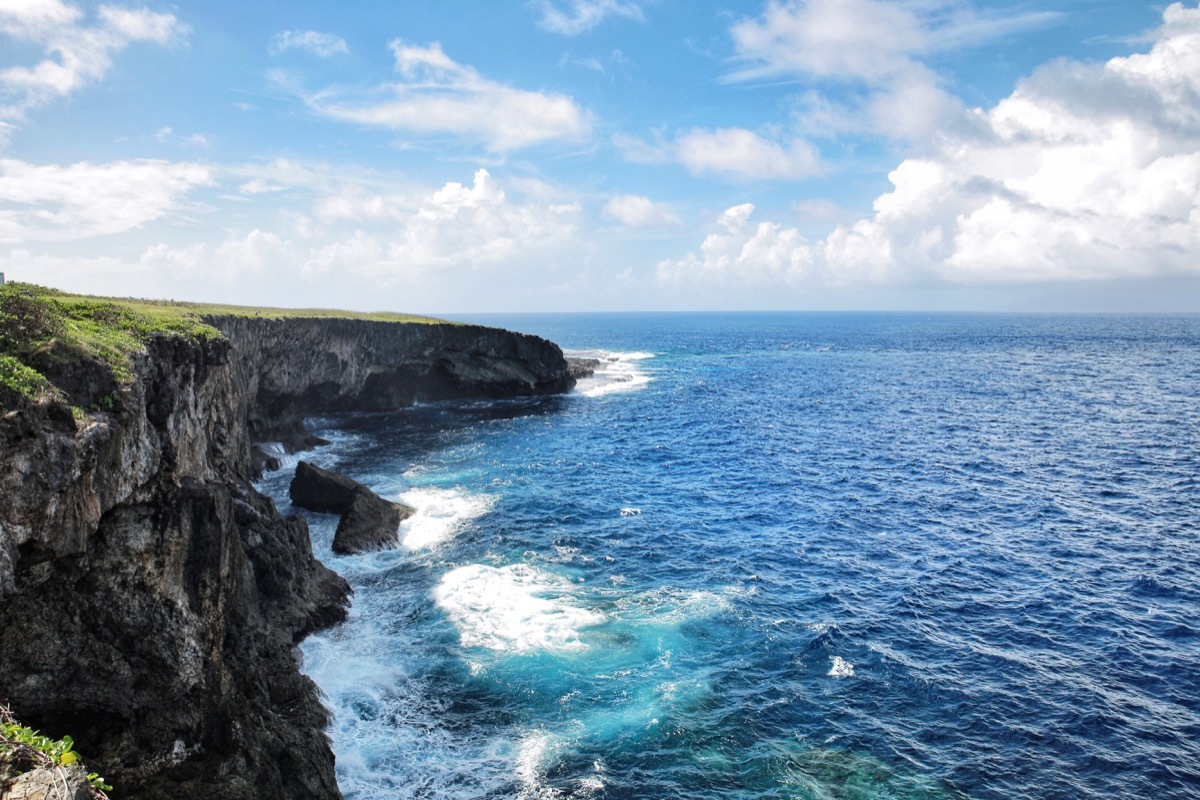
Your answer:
1,0 -> 1198,313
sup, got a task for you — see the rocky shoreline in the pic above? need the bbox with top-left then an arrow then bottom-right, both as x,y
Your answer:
0,317 -> 577,799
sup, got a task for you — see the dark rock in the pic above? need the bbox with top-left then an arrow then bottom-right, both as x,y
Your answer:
567,357 -> 600,380
289,461 -> 361,514
332,487 -> 414,555
29,346 -> 121,410
205,316 -> 576,444
0,335 -> 347,800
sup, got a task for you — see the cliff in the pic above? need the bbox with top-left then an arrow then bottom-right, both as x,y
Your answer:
210,316 -> 575,450
0,299 -> 576,799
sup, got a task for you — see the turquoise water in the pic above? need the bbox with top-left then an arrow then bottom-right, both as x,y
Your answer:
257,313 -> 1200,799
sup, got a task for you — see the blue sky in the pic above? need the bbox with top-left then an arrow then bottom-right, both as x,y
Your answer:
1,0 -> 1198,313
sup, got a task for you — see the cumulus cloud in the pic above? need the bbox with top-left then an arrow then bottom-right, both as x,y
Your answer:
0,158 -> 213,242
602,194 -> 681,228
304,169 -> 580,277
305,41 -> 590,152
619,127 -> 821,180
728,0 -> 1058,140
141,229 -> 292,277
530,0 -> 648,35
0,0 -> 183,121
269,30 -> 349,57
662,4 -> 1200,288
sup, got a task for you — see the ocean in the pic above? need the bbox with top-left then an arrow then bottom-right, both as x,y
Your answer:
255,312 -> 1200,800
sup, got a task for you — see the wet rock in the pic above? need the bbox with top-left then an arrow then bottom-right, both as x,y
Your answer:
332,487 -> 414,555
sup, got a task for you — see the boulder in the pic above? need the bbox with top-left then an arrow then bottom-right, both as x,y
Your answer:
288,461 -> 361,514
332,487 -> 415,555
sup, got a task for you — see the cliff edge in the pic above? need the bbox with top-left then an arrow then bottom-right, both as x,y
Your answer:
0,290 -> 576,799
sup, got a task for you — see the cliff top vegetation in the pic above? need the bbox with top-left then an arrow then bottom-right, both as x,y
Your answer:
0,282 -> 449,407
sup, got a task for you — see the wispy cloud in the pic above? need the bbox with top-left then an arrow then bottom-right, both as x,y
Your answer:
726,0 -> 1061,141
304,41 -> 591,152
0,157 -> 212,242
269,30 -> 349,57
619,127 -> 821,180
530,0 -> 648,36
0,1 -> 183,122
727,0 -> 1060,84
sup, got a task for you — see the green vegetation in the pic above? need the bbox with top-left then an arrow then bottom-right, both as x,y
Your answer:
0,282 -> 449,407
0,705 -> 112,797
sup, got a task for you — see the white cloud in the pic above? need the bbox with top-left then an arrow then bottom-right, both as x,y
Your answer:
305,40 -> 590,152
382,169 -> 572,271
729,0 -> 1058,83
0,1 -> 183,121
141,229 -> 292,278
730,0 -> 926,83
269,30 -> 349,57
728,0 -> 1058,141
531,0 -> 648,35
663,4 -> 1200,289
676,128 -> 820,180
0,158 -> 213,243
619,127 -> 821,180
602,194 -> 681,228
239,178 -> 284,195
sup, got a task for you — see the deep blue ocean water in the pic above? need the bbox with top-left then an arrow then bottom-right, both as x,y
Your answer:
257,313 -> 1200,800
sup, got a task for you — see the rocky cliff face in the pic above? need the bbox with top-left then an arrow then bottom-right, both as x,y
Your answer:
0,318 -> 575,799
210,317 -> 575,449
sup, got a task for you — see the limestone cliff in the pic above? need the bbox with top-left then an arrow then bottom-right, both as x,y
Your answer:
210,317 -> 575,450
0,317 -> 576,799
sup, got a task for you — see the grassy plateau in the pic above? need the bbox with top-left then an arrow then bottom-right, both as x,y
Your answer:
0,282 -> 447,407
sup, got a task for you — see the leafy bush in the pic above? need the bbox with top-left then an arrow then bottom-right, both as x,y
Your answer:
0,705 -> 112,796
0,354 -> 58,402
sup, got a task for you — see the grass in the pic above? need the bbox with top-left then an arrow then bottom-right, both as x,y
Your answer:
0,282 -> 450,406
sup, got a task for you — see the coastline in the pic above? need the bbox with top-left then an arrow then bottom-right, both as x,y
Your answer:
0,289 -> 579,799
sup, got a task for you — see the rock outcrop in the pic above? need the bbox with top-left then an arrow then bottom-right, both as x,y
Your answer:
211,317 -> 576,451
0,317 -> 575,799
289,461 -> 363,514
332,488 -> 408,555
289,461 -> 416,555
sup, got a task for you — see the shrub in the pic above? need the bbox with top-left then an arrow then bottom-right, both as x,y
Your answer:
0,704 -> 112,797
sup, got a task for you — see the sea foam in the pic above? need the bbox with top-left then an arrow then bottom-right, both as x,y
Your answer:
569,350 -> 655,398
435,564 -> 606,653
399,486 -> 496,550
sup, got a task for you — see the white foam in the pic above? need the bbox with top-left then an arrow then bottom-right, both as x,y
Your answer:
513,731 -> 607,800
568,349 -> 655,398
616,587 -> 732,626
829,656 -> 856,678
258,441 -> 300,469
435,564 -> 605,653
399,487 -> 495,550
516,732 -> 561,800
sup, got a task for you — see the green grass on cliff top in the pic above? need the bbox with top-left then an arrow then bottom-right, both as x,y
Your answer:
0,282 -> 449,405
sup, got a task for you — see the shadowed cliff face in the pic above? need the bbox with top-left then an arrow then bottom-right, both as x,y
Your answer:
209,317 -> 576,448
0,318 -> 575,799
